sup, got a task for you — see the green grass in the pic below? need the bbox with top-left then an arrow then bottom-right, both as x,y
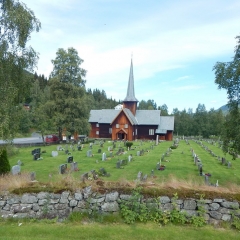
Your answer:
7,139 -> 240,188
0,221 -> 239,240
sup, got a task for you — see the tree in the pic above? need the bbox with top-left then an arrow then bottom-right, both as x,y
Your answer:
0,0 -> 40,140
50,47 -> 86,87
213,35 -> 240,158
0,147 -> 10,174
158,104 -> 168,116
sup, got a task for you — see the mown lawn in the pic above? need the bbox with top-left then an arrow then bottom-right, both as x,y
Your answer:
0,221 -> 239,240
7,139 -> 240,187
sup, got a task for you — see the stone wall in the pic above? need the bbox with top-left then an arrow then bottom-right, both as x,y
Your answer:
0,186 -> 239,224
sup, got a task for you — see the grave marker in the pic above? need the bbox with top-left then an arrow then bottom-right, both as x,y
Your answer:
67,156 -> 73,163
11,165 -> 20,175
51,151 -> 58,157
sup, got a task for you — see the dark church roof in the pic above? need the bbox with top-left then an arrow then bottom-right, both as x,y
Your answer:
123,59 -> 138,102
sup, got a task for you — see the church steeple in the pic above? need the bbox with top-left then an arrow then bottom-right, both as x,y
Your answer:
123,58 -> 138,115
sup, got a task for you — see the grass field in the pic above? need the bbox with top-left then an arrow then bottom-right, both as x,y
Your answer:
0,221 -> 240,240
5,139 -> 240,190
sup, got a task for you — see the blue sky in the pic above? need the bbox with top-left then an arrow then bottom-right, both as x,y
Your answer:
23,0 -> 240,113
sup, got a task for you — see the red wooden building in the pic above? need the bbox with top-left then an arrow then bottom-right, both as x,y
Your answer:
89,59 -> 174,141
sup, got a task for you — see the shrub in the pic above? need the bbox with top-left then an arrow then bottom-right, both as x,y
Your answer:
0,148 -> 11,175
126,142 -> 133,149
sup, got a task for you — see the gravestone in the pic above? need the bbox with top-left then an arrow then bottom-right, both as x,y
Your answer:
222,157 -> 226,165
71,162 -> 78,171
89,143 -> 93,149
65,149 -> 69,155
102,152 -> 106,161
91,170 -> 98,180
30,172 -> 36,181
137,151 -> 140,156
116,161 -> 121,169
99,168 -> 109,176
199,164 -> 203,176
59,164 -> 67,174
11,165 -> 20,175
51,151 -> 58,157
57,145 -> 63,151
108,146 -> 112,151
87,150 -> 92,157
142,174 -> 148,181
81,172 -> 89,182
98,149 -> 102,153
151,169 -> 154,177
33,153 -> 40,160
156,162 -> 160,170
17,160 -> 22,166
109,152 -> 113,158
137,171 -> 143,181
77,146 -> 82,151
121,159 -> 127,166
228,161 -> 232,168
67,156 -> 73,163
128,155 -> 132,162
204,175 -> 209,185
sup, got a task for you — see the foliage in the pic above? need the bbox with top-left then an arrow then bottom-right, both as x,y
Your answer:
125,141 -> 133,149
0,147 -> 10,174
0,0 -> 41,140
50,47 -> 86,87
213,35 -> 240,157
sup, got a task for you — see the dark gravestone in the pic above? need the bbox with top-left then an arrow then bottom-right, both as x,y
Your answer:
81,172 -> 89,182
98,149 -> 102,153
33,153 -> 40,161
142,174 -> 148,182
199,164 -> 203,176
116,161 -> 121,169
59,164 -> 67,174
222,157 -> 226,165
67,156 -> 73,163
77,146 -> 82,151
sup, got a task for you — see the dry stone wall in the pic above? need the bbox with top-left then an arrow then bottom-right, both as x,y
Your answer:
0,186 -> 239,225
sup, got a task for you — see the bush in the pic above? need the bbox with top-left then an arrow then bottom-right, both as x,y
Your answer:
0,148 -> 11,174
126,142 -> 133,149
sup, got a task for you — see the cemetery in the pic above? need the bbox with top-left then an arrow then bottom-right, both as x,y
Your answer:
1,138 -> 240,225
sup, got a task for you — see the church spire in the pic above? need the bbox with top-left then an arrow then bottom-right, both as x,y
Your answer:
123,58 -> 138,102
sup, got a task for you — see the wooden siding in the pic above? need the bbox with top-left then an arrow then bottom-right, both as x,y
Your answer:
89,123 -> 98,138
122,102 -> 137,116
111,111 -> 133,141
99,124 -> 112,138
137,125 -> 158,140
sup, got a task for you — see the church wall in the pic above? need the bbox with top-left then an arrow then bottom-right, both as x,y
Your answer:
137,125 -> 158,140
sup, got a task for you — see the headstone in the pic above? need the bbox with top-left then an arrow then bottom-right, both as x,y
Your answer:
128,155 -> 132,162
11,165 -> 20,175
137,171 -> 142,181
204,175 -> 209,185
87,150 -> 92,157
109,152 -> 113,158
30,172 -> 36,181
222,157 -> 226,165
116,161 -> 121,169
156,162 -> 160,170
137,151 -> 140,156
67,156 -> 73,163
156,135 -> 159,145
65,149 -> 69,154
98,149 -> 101,153
102,152 -> 106,161
17,160 -> 22,166
77,146 -> 82,151
59,164 -> 67,174
142,174 -> 148,181
91,170 -> 98,180
151,169 -> 154,177
228,161 -> 232,168
199,164 -> 203,176
81,172 -> 88,182
71,162 -> 78,171
51,151 -> 58,157
57,145 -> 63,151
33,153 -> 40,160
108,146 -> 112,151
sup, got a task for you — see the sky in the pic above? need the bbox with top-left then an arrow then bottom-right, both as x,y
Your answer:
22,0 -> 240,113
